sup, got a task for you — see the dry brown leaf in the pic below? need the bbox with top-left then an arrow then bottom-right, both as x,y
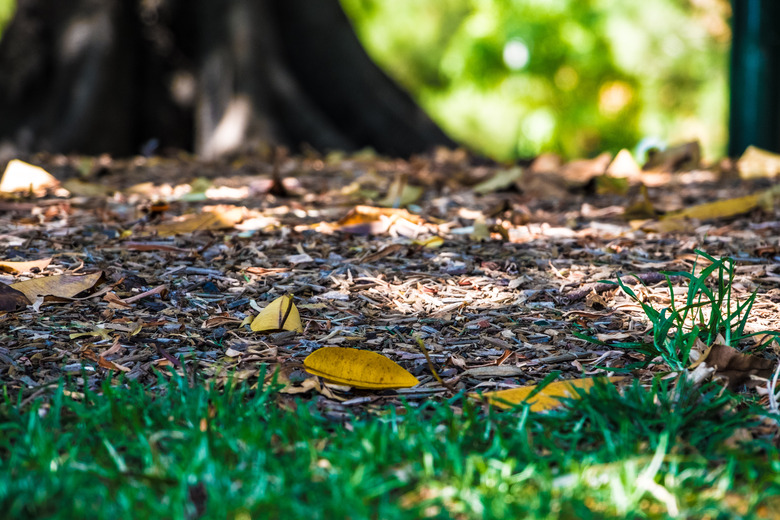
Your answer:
152,206 -> 245,236
10,272 -> 102,301
643,141 -> 700,171
0,282 -> 31,311
558,152 -> 612,186
690,343 -> 775,390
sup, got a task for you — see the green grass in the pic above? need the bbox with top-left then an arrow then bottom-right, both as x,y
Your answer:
1,372 -> 778,519
2,253 -> 779,519
587,250 -> 774,371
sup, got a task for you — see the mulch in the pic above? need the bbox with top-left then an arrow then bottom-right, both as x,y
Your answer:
1,148 -> 778,413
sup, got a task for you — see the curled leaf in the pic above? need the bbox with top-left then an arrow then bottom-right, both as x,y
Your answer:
304,346 -> 419,389
250,294 -> 303,333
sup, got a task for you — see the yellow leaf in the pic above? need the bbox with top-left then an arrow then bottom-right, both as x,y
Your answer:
0,160 -> 60,195
0,258 -> 52,274
411,236 -> 444,248
659,186 -> 780,223
303,346 -> 419,389
476,376 -> 624,412
10,272 -> 102,301
250,294 -> 303,333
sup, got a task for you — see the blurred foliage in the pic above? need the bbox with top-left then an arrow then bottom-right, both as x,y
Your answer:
341,0 -> 731,161
0,0 -> 14,38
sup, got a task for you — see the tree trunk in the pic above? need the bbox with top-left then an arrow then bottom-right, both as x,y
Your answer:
0,0 -> 454,158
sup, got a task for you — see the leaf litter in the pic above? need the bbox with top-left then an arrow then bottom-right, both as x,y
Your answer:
0,146 -> 779,423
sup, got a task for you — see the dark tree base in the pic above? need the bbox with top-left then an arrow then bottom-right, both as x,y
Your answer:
0,0 -> 454,158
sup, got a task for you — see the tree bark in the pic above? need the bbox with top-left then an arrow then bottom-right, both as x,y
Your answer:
0,0 -> 454,158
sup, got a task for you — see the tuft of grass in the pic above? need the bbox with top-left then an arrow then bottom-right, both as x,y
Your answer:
592,250 -> 771,370
1,371 -> 779,519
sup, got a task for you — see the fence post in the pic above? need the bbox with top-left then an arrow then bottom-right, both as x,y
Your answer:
729,0 -> 780,156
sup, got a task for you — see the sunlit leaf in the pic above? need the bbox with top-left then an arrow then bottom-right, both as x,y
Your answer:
336,205 -> 425,235
303,346 -> 419,389
411,236 -> 444,248
0,258 -> 52,274
250,294 -> 303,333
476,376 -> 624,412
606,149 -> 642,180
0,159 -> 61,195
737,145 -> 780,179
10,272 -> 102,301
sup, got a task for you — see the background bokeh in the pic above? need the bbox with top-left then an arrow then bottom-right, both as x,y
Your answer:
341,0 -> 731,161
0,0 -> 732,161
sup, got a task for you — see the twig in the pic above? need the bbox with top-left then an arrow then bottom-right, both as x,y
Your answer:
768,360 -> 780,419
415,337 -> 457,394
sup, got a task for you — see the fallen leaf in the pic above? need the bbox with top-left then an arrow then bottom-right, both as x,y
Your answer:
0,159 -> 61,195
472,166 -> 523,194
606,149 -> 642,180
659,192 -> 767,222
470,217 -> 490,241
303,346 -> 419,389
737,145 -> 780,179
152,206 -> 244,236
643,140 -> 700,171
61,179 -> 115,197
558,152 -> 612,186
10,272 -> 102,301
0,258 -> 52,274
335,205 -> 426,236
623,185 -> 658,220
689,343 -> 775,390
411,236 -> 444,249
594,174 -> 629,195
0,282 -> 31,311
250,294 -> 303,333
476,376 -> 624,412
379,174 -> 424,207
